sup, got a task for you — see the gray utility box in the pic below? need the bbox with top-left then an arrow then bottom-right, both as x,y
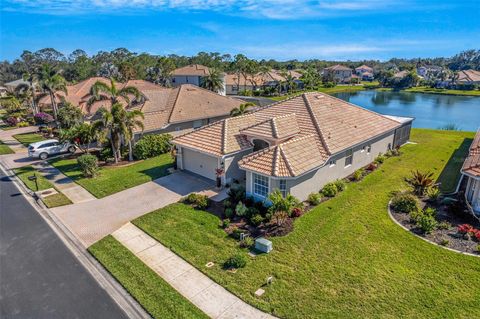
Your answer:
255,237 -> 273,253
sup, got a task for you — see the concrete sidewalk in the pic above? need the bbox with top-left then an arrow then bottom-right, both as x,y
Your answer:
113,223 -> 275,319
31,161 -> 96,203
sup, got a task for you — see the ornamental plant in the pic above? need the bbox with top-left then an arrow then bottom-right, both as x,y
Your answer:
34,112 -> 54,125
307,192 -> 322,206
133,133 -> 172,159
224,254 -> 247,269
405,170 -> 435,196
235,201 -> 248,217
457,224 -> 474,234
321,182 -> 338,197
77,154 -> 99,178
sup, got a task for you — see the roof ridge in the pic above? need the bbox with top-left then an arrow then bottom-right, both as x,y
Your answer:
270,117 -> 278,139
278,145 -> 295,176
302,94 -> 331,154
221,120 -> 228,154
166,86 -> 182,124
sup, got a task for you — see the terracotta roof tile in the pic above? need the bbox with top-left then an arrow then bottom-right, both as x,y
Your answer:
462,130 -> 480,177
174,92 -> 402,176
172,64 -> 210,76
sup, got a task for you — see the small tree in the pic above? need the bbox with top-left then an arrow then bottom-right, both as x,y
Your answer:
57,102 -> 83,129
267,189 -> 301,217
77,154 -> 99,178
60,123 -> 99,153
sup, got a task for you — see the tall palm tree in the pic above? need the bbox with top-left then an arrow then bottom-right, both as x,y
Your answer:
87,78 -> 142,112
21,72 -> 39,114
124,110 -> 144,161
230,102 -> 255,117
95,104 -> 124,164
14,83 -> 36,114
201,68 -> 224,94
36,64 -> 68,120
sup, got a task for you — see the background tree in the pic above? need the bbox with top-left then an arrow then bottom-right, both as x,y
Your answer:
201,68 -> 224,93
146,57 -> 176,86
230,102 -> 255,117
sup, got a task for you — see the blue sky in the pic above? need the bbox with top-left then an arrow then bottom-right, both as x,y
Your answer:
1,0 -> 479,61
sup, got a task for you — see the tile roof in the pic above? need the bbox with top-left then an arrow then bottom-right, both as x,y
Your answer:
355,65 -> 373,71
240,113 -> 300,140
172,64 -> 210,76
324,64 -> 352,71
462,130 -> 480,177
457,69 -> 480,83
225,69 -> 302,87
173,92 -> 402,177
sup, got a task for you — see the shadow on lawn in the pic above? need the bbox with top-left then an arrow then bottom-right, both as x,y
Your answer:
139,162 -> 174,180
436,137 -> 472,193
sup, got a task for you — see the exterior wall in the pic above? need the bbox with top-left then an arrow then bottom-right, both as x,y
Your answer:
178,147 -> 219,181
222,149 -> 252,184
393,122 -> 412,147
245,131 -> 395,202
226,84 -> 255,95
466,176 -> 480,213
172,75 -> 201,86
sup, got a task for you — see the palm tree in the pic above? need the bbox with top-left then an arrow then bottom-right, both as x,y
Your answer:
87,78 -> 142,113
230,102 -> 255,117
21,72 -> 39,114
284,74 -> 297,94
123,110 -> 144,161
36,64 -> 68,120
201,68 -> 224,94
14,84 -> 36,114
95,104 -> 124,164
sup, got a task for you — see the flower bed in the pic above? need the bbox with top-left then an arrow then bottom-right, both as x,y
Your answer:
390,171 -> 480,255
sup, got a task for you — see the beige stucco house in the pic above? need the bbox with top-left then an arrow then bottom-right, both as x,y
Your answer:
173,92 -> 413,201
172,64 -> 226,95
323,65 -> 353,83
461,129 -> 480,215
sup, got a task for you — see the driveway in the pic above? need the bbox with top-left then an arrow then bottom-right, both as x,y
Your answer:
50,171 -> 216,247
0,126 -> 43,169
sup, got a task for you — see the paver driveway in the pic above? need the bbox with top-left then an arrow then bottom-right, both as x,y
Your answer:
50,171 -> 215,247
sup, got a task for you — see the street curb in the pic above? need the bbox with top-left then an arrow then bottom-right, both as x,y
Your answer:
0,163 -> 151,319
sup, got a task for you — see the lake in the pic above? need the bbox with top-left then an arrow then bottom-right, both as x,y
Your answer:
333,90 -> 480,131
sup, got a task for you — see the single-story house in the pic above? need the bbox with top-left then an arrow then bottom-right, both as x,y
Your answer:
456,70 -> 480,85
225,70 -> 303,95
171,64 -> 226,95
38,76 -> 244,138
461,129 -> 480,215
173,92 -> 413,201
323,65 -> 353,83
416,65 -> 442,80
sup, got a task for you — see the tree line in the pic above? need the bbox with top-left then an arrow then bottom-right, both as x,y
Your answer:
1,48 -> 479,85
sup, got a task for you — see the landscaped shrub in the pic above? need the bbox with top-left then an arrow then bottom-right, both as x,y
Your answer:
17,121 -> 29,127
374,154 -> 386,164
437,221 -> 451,230
224,254 -> 247,269
291,207 -> 303,218
416,213 -> 437,234
227,186 -> 246,206
222,219 -> 230,228
440,239 -> 449,246
334,179 -> 346,192
321,182 -> 338,197
5,116 -> 18,126
77,154 -> 99,178
353,168 -> 365,181
250,214 -> 264,226
426,186 -> 441,202
267,190 -> 302,216
391,193 -> 419,213
183,193 -> 209,209
239,237 -> 254,248
405,170 -> 435,196
366,162 -> 378,171
34,112 -> 54,125
270,211 -> 289,226
307,192 -> 322,206
224,208 -> 233,219
235,201 -> 248,217
246,206 -> 260,219
133,134 -> 172,160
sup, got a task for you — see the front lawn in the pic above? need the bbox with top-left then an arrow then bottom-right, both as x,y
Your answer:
14,166 -> 72,208
133,129 -> 480,318
12,132 -> 45,146
89,236 -> 208,319
49,154 -> 174,198
0,141 -> 14,154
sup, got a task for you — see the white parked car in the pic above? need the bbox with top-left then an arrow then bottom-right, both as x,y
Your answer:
28,139 -> 76,160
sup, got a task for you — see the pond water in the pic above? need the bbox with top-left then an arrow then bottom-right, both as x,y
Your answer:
333,90 -> 480,131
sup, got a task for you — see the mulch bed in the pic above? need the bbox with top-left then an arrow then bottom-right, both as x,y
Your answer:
390,197 -> 480,255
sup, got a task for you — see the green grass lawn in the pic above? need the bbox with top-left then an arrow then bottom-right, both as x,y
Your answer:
14,166 -> 72,208
0,124 -> 20,131
49,154 -> 174,198
89,236 -> 208,319
12,132 -> 45,146
0,140 -> 14,155
133,129 -> 480,319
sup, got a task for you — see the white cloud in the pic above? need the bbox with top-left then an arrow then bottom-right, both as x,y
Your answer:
3,0 -> 404,19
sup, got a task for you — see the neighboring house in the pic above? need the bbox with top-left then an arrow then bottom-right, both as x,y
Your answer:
456,69 -> 480,85
172,64 -> 226,95
323,65 -> 353,83
38,77 -> 161,116
225,70 -> 303,95
0,86 -> 7,97
131,84 -> 244,138
392,70 -> 409,79
173,92 -> 413,201
416,66 -> 442,80
355,65 -> 374,81
461,129 -> 480,215
4,78 -> 31,91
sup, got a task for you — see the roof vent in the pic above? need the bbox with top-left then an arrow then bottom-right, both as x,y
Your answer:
315,95 -> 324,99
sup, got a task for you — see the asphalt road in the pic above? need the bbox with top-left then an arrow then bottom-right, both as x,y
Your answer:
0,169 -> 129,319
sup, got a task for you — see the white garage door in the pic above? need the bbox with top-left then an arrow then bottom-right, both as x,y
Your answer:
182,148 -> 218,181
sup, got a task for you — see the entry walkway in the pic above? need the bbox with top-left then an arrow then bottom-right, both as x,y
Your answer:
113,223 -> 275,319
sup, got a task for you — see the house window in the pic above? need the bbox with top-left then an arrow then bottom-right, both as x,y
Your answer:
367,145 -> 372,154
253,174 -> 269,198
345,149 -> 353,167
193,120 -> 203,129
279,179 -> 287,197
175,127 -> 181,131
329,159 -> 336,167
